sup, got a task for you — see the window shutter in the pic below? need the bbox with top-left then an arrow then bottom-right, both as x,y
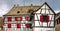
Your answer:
25,16 -> 29,21
46,15 -> 50,22
8,17 -> 12,21
40,15 -> 43,22
20,16 -> 22,21
26,24 -> 29,28
15,17 -> 18,21
8,24 -> 11,28
17,24 -> 21,28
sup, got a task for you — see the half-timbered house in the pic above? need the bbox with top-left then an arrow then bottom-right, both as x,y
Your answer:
33,2 -> 55,31
3,2 -> 55,31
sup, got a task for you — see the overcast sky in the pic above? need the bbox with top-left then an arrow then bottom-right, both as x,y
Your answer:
0,0 -> 60,16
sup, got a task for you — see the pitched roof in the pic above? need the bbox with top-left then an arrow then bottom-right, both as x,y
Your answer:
4,6 -> 40,16
4,2 -> 56,16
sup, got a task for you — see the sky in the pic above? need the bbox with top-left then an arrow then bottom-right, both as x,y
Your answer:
0,0 -> 60,16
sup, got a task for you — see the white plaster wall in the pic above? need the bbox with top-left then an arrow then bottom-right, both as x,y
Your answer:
33,28 -> 55,31
34,4 -> 55,31
36,4 -> 54,14
34,14 -> 54,26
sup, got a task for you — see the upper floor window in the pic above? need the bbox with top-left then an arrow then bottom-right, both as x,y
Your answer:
8,17 -> 12,21
40,15 -> 49,22
15,16 -> 22,21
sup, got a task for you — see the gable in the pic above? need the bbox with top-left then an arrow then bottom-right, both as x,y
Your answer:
34,2 -> 55,27
36,2 -> 55,14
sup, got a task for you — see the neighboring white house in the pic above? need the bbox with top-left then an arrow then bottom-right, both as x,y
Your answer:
3,2 -> 55,31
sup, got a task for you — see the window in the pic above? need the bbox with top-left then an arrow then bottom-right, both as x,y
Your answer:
8,24 -> 11,28
25,24 -> 29,28
8,17 -> 12,21
15,17 -> 18,21
15,16 -> 22,21
40,15 -> 49,22
17,24 -> 21,28
43,15 -> 47,22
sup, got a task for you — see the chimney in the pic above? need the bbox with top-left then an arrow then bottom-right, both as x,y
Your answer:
31,4 -> 33,6
17,4 -> 19,6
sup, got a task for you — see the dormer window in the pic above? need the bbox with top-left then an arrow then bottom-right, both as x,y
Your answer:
28,9 -> 33,13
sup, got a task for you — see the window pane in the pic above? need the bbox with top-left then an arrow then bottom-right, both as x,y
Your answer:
15,16 -> 22,21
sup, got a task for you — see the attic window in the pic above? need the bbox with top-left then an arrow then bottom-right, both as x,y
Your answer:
17,11 -> 20,13
28,9 -> 33,13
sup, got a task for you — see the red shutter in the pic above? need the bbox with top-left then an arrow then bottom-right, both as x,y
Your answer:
46,15 -> 50,22
40,15 -> 43,22
15,17 -> 18,21
25,16 -> 29,21
20,16 -> 22,21
8,17 -> 12,21
8,24 -> 11,28
17,24 -> 21,28
26,24 -> 29,28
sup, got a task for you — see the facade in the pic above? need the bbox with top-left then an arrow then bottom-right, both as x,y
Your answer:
55,12 -> 60,31
55,12 -> 60,25
3,2 -> 55,31
33,2 -> 55,31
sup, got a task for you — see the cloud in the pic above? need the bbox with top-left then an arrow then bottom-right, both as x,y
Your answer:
0,3 -> 9,17
54,10 -> 60,14
0,9 -> 7,17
